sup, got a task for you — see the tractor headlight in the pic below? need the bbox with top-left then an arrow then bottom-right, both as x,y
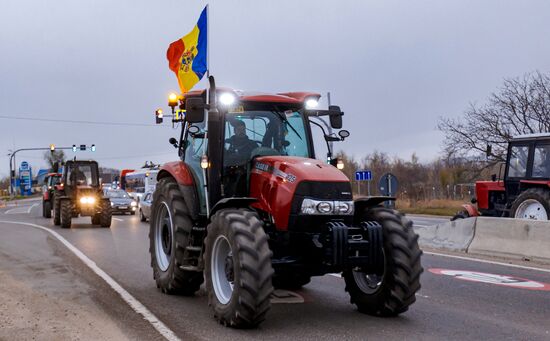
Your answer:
131,201 -> 137,207
300,199 -> 354,215
305,98 -> 319,109
79,196 -> 96,204
219,93 -> 236,106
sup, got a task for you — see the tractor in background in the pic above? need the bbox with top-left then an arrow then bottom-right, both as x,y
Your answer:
52,160 -> 112,228
455,134 -> 550,220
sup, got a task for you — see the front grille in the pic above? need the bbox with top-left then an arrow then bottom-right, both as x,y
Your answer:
287,181 -> 353,231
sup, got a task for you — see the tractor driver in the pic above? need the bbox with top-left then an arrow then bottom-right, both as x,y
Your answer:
225,120 -> 258,165
69,166 -> 87,185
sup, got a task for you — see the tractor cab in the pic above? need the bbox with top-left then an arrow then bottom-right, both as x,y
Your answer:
465,133 -> 550,220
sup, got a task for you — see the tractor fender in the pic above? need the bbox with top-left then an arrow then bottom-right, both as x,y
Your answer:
461,203 -> 479,217
354,196 -> 396,213
157,161 -> 201,220
210,198 -> 258,217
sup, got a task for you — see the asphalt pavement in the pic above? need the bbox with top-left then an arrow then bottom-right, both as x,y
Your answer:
1,201 -> 549,340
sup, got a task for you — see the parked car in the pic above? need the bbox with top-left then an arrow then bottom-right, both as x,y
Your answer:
139,191 -> 153,222
104,189 -> 137,215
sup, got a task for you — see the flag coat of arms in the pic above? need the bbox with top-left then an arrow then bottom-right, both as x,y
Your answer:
167,6 -> 208,93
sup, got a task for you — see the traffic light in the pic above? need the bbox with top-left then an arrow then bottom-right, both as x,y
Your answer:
72,145 -> 77,152
90,144 -> 96,152
79,144 -> 86,151
50,144 -> 55,152
155,108 -> 164,124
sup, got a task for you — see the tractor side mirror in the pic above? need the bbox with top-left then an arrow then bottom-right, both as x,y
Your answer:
328,105 -> 343,129
169,137 -> 178,149
185,98 -> 206,123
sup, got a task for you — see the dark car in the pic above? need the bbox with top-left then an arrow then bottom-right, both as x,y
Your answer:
104,189 -> 137,215
139,191 -> 153,222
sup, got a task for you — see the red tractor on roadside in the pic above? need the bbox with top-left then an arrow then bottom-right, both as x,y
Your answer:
149,76 -> 422,328
456,134 -> 550,220
42,172 -> 61,218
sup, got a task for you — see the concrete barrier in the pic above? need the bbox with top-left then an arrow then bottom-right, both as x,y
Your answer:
416,217 -> 476,252
468,217 -> 550,263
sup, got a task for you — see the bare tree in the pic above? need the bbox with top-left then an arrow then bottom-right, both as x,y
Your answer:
43,150 -> 66,171
438,71 -> 550,162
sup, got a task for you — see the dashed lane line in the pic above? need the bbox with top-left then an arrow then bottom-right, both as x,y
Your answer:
0,220 -> 180,341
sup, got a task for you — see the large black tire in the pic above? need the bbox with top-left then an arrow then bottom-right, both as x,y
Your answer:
272,273 -> 311,289
204,209 -> 274,328
99,200 -> 112,228
42,200 -> 46,218
44,201 -> 52,219
344,207 -> 422,316
91,214 -> 100,225
510,188 -> 550,220
60,200 -> 72,229
149,177 -> 203,295
140,209 -> 147,222
53,196 -> 61,226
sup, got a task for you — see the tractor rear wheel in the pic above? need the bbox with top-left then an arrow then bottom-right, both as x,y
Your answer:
91,214 -> 100,225
149,177 -> 203,295
43,201 -> 52,218
204,209 -> 274,328
344,207 -> 422,316
60,200 -> 72,229
99,200 -> 112,227
53,197 -> 61,226
510,188 -> 550,220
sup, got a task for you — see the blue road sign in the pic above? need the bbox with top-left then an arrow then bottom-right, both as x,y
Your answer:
355,170 -> 372,181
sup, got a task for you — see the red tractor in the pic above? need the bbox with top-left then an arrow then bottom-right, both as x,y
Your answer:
42,172 -> 62,218
150,77 -> 422,328
456,134 -> 550,220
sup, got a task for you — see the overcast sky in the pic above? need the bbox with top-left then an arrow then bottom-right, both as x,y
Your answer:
1,0 -> 550,177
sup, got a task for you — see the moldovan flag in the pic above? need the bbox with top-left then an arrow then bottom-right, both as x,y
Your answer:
166,6 -> 208,93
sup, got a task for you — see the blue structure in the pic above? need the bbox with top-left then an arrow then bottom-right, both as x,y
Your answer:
19,161 -> 33,196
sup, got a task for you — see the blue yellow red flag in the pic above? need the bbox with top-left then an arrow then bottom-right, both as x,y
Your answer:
167,6 -> 208,93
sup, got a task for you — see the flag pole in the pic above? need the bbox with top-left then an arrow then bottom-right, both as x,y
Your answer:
206,4 -> 210,79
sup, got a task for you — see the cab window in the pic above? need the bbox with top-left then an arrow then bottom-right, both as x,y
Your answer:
507,145 -> 529,178
532,144 -> 550,178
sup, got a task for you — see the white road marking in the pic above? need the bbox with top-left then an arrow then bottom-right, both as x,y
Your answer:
415,293 -> 430,298
329,273 -> 342,278
425,251 -> 550,274
0,220 -> 180,341
413,224 -> 430,228
4,203 -> 39,215
113,218 -> 123,222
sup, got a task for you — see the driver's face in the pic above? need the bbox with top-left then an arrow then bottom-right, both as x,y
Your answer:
235,125 -> 246,136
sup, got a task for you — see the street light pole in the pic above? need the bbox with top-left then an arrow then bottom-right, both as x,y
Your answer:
8,146 -> 76,198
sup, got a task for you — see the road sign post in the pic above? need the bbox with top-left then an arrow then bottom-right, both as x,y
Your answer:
378,173 -> 399,208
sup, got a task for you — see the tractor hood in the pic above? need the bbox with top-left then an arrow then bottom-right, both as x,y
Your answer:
249,156 -> 351,230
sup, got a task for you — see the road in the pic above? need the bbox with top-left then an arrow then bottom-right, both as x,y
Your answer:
1,200 -> 550,340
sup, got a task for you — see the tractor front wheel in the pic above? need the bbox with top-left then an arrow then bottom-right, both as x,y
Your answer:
53,197 -> 61,226
344,207 -> 422,316
99,200 -> 112,227
204,209 -> 274,328
510,188 -> 550,220
60,200 -> 72,229
43,201 -> 52,219
149,177 -> 203,295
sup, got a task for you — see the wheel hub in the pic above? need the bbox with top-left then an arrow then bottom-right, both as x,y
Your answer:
515,199 -> 548,220
154,202 -> 173,272
211,235 -> 234,305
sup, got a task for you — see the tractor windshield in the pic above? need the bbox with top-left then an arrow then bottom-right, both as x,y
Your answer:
224,110 -> 311,162
222,109 -> 311,197
66,164 -> 99,187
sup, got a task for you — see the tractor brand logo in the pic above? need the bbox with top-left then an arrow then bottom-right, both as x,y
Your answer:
254,162 -> 296,183
180,46 -> 196,73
